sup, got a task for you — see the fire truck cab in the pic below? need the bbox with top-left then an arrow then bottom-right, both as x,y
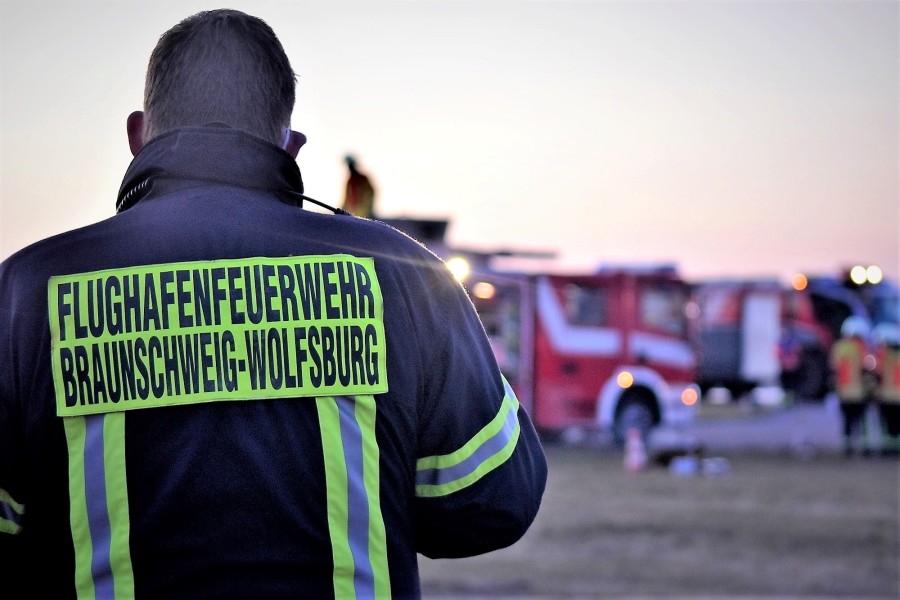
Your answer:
465,265 -> 700,444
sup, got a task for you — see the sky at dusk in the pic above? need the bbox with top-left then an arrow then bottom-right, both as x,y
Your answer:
1,0 -> 898,285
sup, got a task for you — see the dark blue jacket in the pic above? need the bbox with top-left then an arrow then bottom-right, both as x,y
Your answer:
0,126 -> 547,599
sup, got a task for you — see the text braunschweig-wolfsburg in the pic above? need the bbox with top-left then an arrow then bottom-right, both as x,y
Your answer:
48,255 -> 388,416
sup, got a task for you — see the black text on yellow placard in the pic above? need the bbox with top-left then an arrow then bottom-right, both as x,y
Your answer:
48,256 -> 388,416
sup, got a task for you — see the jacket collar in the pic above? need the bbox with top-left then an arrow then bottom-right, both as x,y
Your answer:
116,124 -> 304,213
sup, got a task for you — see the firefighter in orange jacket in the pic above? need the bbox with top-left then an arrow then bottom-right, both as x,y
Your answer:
873,323 -> 900,456
341,154 -> 376,218
830,316 -> 875,456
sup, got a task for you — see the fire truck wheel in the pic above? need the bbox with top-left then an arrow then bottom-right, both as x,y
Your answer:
613,398 -> 655,446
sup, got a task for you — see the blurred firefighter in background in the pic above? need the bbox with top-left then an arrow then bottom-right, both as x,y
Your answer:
341,154 -> 376,218
829,316 -> 876,456
873,323 -> 900,456
777,321 -> 803,402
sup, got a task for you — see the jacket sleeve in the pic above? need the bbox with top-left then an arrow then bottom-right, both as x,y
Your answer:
411,264 -> 547,559
0,263 -> 26,572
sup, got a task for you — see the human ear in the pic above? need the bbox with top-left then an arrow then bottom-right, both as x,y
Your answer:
284,129 -> 307,159
126,111 -> 145,156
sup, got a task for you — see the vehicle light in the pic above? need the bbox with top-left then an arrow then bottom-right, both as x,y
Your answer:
472,281 -> 496,300
446,257 -> 470,282
866,265 -> 883,285
616,371 -> 634,389
850,265 -> 868,285
681,387 -> 698,406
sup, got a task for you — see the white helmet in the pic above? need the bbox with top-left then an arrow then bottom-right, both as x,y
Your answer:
840,316 -> 871,339
873,322 -> 900,347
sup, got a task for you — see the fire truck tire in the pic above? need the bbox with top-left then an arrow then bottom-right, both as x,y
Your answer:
796,347 -> 829,401
613,397 -> 655,446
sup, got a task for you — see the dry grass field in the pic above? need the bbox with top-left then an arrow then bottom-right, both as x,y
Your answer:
419,444 -> 899,599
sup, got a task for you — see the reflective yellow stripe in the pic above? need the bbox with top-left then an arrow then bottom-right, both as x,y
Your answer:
356,395 -> 390,599
64,417 -> 96,600
317,397 -> 355,600
104,413 -> 135,598
0,488 -> 25,534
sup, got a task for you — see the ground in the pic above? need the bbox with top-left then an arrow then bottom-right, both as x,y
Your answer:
418,401 -> 900,599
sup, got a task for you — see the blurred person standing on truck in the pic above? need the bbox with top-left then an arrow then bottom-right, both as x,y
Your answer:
341,154 -> 377,218
830,316 -> 876,456
0,9 -> 547,598
872,323 -> 900,456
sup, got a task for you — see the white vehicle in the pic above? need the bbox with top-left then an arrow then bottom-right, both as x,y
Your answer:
692,279 -> 784,402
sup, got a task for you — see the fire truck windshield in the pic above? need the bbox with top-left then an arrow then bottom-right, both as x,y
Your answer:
640,284 -> 688,336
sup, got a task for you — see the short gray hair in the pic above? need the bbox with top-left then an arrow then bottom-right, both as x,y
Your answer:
143,9 -> 296,144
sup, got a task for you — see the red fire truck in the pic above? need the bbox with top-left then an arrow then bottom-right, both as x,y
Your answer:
461,265 -> 700,443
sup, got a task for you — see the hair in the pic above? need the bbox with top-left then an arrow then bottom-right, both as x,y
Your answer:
143,9 -> 296,145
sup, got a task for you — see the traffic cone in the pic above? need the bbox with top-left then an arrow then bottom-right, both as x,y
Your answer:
624,427 -> 648,473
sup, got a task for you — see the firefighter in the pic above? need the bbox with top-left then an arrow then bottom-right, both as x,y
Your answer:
0,10 -> 547,597
341,154 -> 377,218
829,316 -> 875,456
873,323 -> 900,456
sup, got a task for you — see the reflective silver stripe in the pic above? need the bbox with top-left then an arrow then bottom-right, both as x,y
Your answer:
415,376 -> 521,497
336,396 -> 375,597
416,404 -> 519,487
84,415 -> 115,599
